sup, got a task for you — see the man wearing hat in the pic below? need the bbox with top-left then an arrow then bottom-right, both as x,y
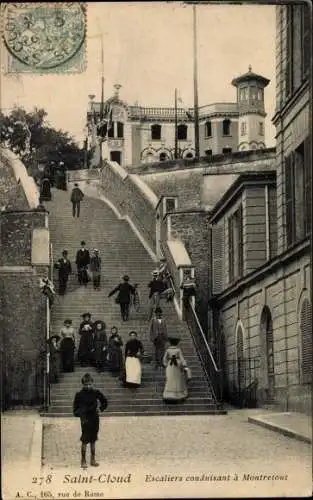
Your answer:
108,275 -> 136,321
90,249 -> 102,290
147,270 -> 167,320
70,183 -> 84,218
76,241 -> 90,286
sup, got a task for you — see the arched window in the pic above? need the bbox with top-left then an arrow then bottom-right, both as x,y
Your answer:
108,122 -> 114,138
236,324 -> 244,390
185,152 -> 193,159
300,298 -> 312,383
205,121 -> 212,137
117,122 -> 124,138
260,306 -> 274,398
159,152 -> 168,161
151,124 -> 161,140
223,119 -> 231,136
177,124 -> 187,141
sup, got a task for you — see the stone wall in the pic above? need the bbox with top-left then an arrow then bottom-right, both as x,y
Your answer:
217,249 -> 311,414
0,211 -> 47,265
99,161 -> 158,255
169,211 -> 211,332
0,268 -> 47,405
0,151 -> 49,409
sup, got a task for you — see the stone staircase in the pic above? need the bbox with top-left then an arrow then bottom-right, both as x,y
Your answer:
43,187 -> 220,416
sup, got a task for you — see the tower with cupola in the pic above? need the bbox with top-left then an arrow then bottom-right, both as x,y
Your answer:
232,66 -> 270,151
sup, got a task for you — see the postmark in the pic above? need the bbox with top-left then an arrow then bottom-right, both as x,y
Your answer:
1,2 -> 86,73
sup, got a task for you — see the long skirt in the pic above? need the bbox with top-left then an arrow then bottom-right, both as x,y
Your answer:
125,356 -> 142,387
50,351 -> 61,382
108,346 -> 123,375
61,338 -> 75,372
163,364 -> 188,403
154,341 -> 166,368
80,414 -> 99,444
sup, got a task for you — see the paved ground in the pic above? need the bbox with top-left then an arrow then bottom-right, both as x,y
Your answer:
2,410 -> 312,498
39,410 -> 311,498
248,411 -> 312,444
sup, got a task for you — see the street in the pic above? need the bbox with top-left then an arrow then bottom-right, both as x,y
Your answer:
40,411 -> 312,498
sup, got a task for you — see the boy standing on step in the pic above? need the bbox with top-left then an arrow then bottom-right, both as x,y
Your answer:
73,373 -> 108,469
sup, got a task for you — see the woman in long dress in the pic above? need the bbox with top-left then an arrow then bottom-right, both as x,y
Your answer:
60,319 -> 76,372
124,331 -> 144,388
162,337 -> 188,403
93,320 -> 108,372
47,335 -> 62,383
78,312 -> 94,367
107,326 -> 124,376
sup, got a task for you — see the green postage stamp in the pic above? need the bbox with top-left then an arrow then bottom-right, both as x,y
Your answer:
1,2 -> 86,73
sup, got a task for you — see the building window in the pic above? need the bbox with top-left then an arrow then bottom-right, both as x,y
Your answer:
260,306 -> 275,398
259,122 -> 264,136
205,149 -> 212,156
223,119 -> 231,136
151,124 -> 161,140
258,89 -> 263,100
228,204 -> 243,282
240,122 -> 246,136
285,137 -> 311,246
205,121 -> 212,137
185,152 -> 193,159
300,298 -> 312,384
223,147 -> 232,154
301,4 -> 310,80
240,88 -> 246,101
236,324 -> 245,390
177,124 -> 187,140
108,122 -> 114,138
159,152 -> 168,161
286,4 -> 310,97
117,122 -> 124,138
165,197 -> 176,213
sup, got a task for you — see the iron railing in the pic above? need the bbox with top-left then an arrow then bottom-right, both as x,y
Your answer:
184,298 -> 222,405
224,357 -> 260,408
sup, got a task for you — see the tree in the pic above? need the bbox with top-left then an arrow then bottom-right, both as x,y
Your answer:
0,106 -> 87,171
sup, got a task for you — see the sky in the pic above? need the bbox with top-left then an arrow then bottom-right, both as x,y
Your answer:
1,2 -> 276,148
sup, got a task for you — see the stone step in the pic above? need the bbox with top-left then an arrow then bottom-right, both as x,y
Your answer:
47,189 -> 218,416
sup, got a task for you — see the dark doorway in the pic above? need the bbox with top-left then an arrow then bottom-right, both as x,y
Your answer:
110,151 -> 121,165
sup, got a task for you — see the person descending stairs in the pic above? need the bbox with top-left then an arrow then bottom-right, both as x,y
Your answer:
44,187 -> 218,416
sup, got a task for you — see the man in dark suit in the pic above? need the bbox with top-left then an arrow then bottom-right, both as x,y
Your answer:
55,250 -> 72,295
70,183 -> 84,218
76,241 -> 90,286
108,275 -> 135,321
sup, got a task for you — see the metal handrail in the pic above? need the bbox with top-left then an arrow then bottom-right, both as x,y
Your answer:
184,298 -> 222,403
189,301 -> 219,373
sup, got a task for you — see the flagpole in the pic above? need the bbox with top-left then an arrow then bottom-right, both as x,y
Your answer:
193,5 -> 200,160
174,88 -> 178,160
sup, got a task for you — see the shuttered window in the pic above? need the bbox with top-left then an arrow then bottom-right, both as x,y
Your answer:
300,299 -> 312,384
285,5 -> 293,97
285,4 -> 310,97
301,4 -> 311,81
228,205 -> 244,283
285,138 -> 311,247
237,326 -> 245,389
211,223 -> 224,295
304,137 -> 311,236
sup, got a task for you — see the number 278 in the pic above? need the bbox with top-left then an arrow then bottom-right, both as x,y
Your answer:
32,476 -> 52,486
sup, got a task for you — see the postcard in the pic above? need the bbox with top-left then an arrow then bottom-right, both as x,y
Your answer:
1,2 -> 312,499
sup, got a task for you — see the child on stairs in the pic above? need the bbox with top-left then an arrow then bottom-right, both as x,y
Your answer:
73,373 -> 108,469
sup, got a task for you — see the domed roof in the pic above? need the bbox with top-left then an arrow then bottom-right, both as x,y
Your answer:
231,65 -> 270,87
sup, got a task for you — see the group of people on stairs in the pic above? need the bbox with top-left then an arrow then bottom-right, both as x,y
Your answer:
51,184 -> 191,403
55,241 -> 102,294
